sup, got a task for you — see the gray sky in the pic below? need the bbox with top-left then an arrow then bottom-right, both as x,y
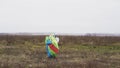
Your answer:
0,0 -> 120,34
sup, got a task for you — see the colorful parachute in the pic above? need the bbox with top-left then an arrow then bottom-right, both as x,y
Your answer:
45,34 -> 59,58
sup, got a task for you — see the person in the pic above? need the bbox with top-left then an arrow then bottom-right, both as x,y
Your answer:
45,33 -> 59,58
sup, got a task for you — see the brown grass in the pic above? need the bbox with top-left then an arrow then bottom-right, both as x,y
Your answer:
0,35 -> 120,68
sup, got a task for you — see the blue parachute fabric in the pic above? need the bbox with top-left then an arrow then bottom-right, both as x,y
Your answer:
46,39 -> 52,45
46,44 -> 52,58
46,39 -> 52,58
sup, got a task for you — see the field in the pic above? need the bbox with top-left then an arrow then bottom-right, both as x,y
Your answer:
0,35 -> 120,68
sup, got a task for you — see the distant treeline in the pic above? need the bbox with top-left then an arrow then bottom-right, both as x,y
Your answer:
0,35 -> 120,46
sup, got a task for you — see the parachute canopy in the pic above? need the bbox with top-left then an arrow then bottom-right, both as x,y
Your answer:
45,35 -> 59,58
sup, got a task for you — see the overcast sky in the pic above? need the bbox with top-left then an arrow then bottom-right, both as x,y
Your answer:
0,0 -> 120,34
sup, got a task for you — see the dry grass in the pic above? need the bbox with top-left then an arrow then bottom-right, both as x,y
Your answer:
0,35 -> 120,68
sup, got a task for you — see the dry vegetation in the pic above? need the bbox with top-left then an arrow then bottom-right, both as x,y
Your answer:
0,35 -> 120,68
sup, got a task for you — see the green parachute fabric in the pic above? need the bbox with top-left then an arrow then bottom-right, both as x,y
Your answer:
45,35 -> 59,58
